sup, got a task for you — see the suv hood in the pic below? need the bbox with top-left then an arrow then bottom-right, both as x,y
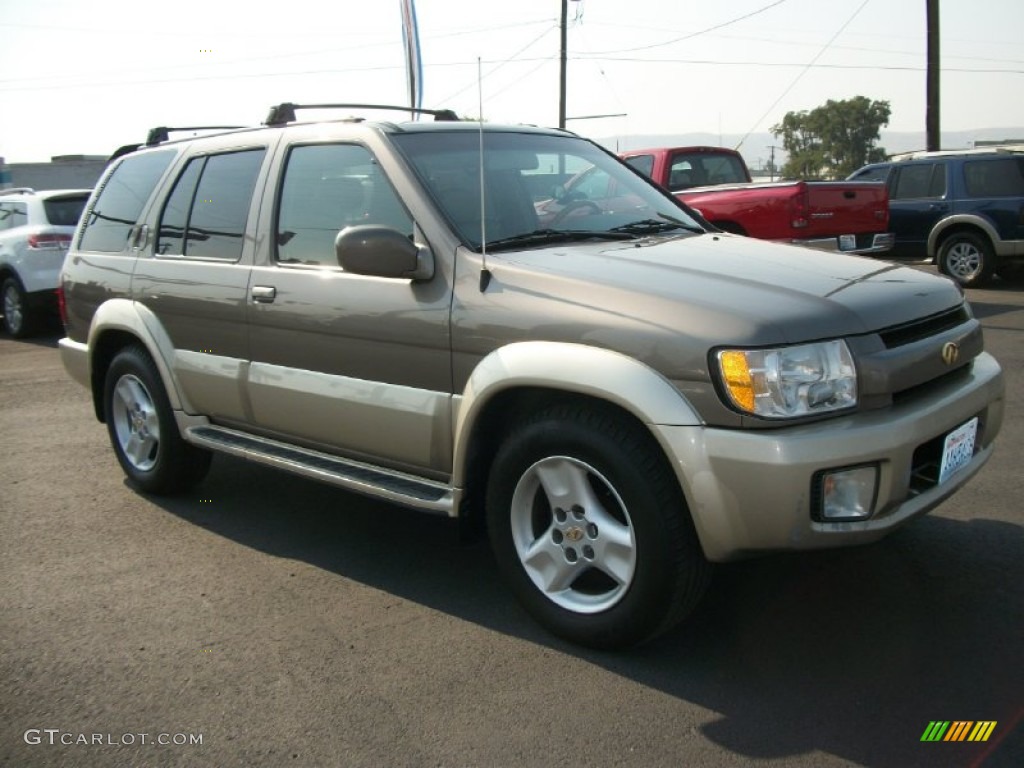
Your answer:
487,232 -> 964,347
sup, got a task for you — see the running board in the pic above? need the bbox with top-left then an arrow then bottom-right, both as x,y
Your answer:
185,425 -> 454,516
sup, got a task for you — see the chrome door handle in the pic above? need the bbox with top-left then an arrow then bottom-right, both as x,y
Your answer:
251,285 -> 277,303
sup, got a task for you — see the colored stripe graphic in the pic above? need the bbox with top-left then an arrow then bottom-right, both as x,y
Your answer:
945,721 -> 973,741
920,720 -> 996,742
921,721 -> 950,741
968,722 -> 997,742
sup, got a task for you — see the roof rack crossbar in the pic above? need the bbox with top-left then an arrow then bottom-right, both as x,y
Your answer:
265,102 -> 459,126
146,126 -> 246,146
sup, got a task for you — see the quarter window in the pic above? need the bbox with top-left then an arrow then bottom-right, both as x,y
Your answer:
79,150 -> 175,252
963,158 -> 1024,197
157,149 -> 265,261
0,202 -> 27,231
276,144 -> 412,267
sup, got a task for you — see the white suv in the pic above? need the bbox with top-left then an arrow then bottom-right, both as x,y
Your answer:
0,187 -> 91,336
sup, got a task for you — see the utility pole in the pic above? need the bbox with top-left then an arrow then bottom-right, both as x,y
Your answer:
926,0 -> 940,151
559,0 -> 569,130
559,0 -> 582,130
766,145 -> 781,181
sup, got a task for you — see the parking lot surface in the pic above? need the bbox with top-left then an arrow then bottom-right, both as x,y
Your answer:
1,272 -> 1021,767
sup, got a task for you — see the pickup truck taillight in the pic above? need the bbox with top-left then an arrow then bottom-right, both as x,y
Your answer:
28,233 -> 73,249
790,183 -> 809,229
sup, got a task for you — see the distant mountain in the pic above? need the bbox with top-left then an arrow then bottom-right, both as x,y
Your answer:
594,128 -> 1024,174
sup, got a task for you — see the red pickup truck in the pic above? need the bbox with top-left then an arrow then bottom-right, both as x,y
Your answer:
620,146 -> 894,255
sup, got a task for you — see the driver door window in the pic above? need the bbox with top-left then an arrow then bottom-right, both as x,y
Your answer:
276,144 -> 413,267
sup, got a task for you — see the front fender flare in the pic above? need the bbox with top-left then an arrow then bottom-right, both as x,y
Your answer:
450,341 -> 701,487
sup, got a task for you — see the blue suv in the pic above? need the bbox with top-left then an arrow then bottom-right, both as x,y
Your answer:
849,150 -> 1024,287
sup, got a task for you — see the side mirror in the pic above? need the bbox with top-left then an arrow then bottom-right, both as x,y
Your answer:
335,225 -> 434,281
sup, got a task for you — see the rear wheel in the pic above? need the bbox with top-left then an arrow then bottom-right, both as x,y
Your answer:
2,277 -> 33,338
937,232 -> 995,287
104,344 -> 211,494
486,403 -> 709,649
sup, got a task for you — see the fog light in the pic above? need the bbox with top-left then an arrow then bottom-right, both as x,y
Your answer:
814,465 -> 878,522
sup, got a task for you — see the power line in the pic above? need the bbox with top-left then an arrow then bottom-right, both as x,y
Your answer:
735,0 -> 871,150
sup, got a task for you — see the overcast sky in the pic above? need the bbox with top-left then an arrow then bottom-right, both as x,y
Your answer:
1,0 -> 1022,162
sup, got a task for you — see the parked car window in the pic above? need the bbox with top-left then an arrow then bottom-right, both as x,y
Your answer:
0,202 -> 28,230
963,158 -> 1024,198
157,158 -> 204,256
79,150 -> 176,253
187,150 -> 265,261
624,154 -> 655,178
850,165 -> 891,183
42,195 -> 89,227
662,152 -> 748,188
276,143 -> 412,267
892,163 -> 945,200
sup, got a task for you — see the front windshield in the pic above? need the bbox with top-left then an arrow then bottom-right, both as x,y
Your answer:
391,129 -> 704,251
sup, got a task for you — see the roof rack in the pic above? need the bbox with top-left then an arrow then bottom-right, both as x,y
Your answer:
0,187 -> 36,196
264,102 -> 459,127
145,126 -> 246,146
890,145 -> 1024,162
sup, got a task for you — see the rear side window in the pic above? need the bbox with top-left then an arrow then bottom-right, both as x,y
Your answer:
0,202 -> 28,231
624,155 -> 655,178
669,152 -> 748,187
43,195 -> 89,226
850,165 -> 891,183
79,150 -> 175,252
963,158 -> 1024,197
157,149 -> 265,261
892,162 -> 946,200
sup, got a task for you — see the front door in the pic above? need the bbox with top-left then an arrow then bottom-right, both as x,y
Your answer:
245,141 -> 453,477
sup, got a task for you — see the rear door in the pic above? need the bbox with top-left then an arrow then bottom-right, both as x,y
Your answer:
132,143 -> 273,421
957,156 -> 1024,246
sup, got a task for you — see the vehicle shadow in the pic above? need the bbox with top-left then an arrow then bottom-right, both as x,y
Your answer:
152,454 -> 1023,768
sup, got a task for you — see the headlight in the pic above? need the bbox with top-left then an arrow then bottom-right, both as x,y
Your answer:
716,340 -> 857,419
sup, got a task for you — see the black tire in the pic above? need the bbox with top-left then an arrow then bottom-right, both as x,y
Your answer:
937,232 -> 995,287
2,276 -> 34,338
103,344 -> 211,494
486,403 -> 709,649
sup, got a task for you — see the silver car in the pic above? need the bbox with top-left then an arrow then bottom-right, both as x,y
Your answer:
58,105 -> 1004,649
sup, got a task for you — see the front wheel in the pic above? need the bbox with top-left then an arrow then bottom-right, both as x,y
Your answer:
486,404 -> 709,649
937,232 -> 995,287
104,344 -> 211,494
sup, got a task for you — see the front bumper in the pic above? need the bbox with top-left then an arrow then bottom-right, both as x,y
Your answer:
655,352 -> 1003,562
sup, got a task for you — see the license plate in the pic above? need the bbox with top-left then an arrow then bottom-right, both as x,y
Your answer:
839,234 -> 857,251
938,417 -> 978,484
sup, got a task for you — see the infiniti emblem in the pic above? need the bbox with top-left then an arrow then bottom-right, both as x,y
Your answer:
941,342 -> 960,366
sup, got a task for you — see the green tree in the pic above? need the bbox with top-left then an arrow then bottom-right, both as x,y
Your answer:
772,96 -> 891,179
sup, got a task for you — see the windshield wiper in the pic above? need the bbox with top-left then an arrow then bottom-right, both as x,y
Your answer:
482,228 -> 634,252
609,217 -> 704,235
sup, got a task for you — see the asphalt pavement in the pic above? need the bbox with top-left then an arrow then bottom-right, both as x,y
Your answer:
1,271 -> 1021,768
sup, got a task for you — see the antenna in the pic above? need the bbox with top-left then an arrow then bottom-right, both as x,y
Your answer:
478,56 -> 491,292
